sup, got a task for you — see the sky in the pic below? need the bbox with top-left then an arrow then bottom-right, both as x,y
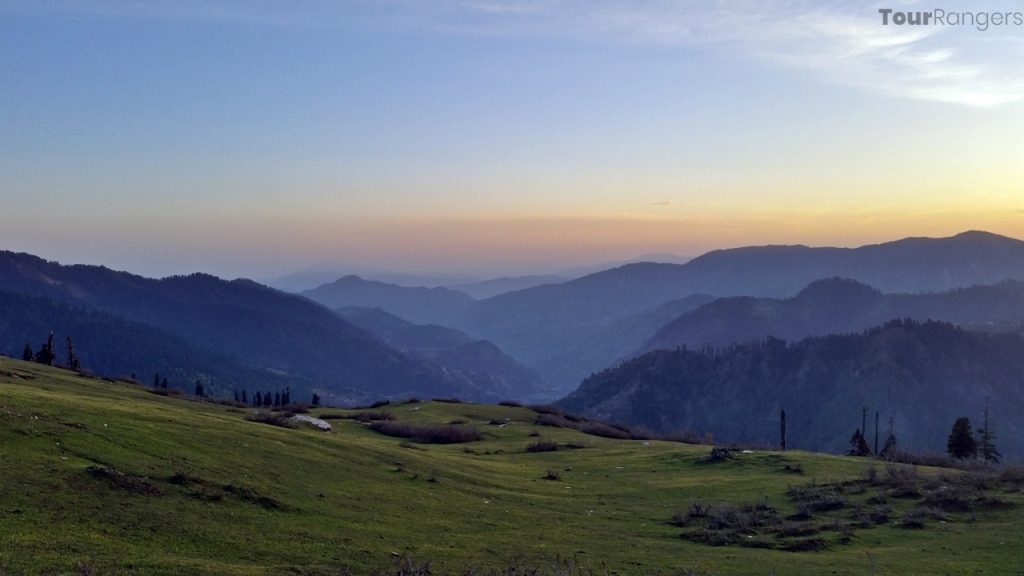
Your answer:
1,0 -> 1022,280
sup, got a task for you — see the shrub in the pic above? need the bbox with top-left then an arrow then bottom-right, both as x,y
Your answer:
534,413 -> 572,428
498,400 -> 522,407
86,466 -> 161,496
529,404 -> 564,416
432,397 -> 463,404
783,463 -> 804,475
526,440 -> 559,453
355,411 -> 394,423
369,421 -> 481,444
698,447 -> 733,463
579,421 -> 631,440
244,411 -> 296,429
922,484 -> 978,512
658,430 -> 704,444
369,399 -> 391,409
787,483 -> 846,512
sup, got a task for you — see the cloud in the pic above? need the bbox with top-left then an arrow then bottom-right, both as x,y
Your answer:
440,0 -> 1024,108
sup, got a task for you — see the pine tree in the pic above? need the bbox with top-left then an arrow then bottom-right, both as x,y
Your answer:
161,377 -> 169,390
234,390 -> 240,402
873,411 -> 879,455
255,391 -> 263,406
977,401 -> 1001,465
947,417 -> 978,460
312,393 -> 321,407
780,409 -> 787,451
241,390 -> 248,404
66,336 -> 80,371
848,428 -> 871,457
35,332 -> 56,365
153,373 -> 161,389
194,381 -> 205,398
879,416 -> 897,458
22,343 -> 33,362
274,392 -> 281,407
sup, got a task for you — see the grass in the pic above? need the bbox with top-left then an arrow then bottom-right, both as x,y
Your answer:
1,357 -> 1023,574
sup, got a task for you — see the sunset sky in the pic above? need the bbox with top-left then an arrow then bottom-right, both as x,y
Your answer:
1,1 -> 1022,279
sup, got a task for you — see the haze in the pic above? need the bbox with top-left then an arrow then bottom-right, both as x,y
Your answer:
1,1 -> 1022,279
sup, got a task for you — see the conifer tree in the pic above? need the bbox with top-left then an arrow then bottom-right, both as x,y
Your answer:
194,381 -> 205,398
274,392 -> 281,407
977,401 -> 1001,464
947,417 -> 977,460
879,416 -> 897,458
35,332 -> 56,365
241,390 -> 248,404
255,391 -> 263,406
780,409 -> 787,451
22,343 -> 33,362
312,393 -> 321,407
161,377 -> 169,390
66,336 -> 80,371
848,428 -> 871,457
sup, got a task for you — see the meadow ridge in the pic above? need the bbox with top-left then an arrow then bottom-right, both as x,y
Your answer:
2,357 -> 1023,575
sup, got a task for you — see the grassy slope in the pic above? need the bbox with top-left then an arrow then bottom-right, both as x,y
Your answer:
1,357 -> 1022,575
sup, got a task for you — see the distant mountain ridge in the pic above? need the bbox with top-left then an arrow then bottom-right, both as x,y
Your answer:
639,277 -> 1024,355
453,231 -> 1024,390
302,275 -> 474,325
336,306 -> 549,401
0,251 -> 480,403
0,290 -> 306,394
296,231 -> 1024,392
560,319 -> 1024,457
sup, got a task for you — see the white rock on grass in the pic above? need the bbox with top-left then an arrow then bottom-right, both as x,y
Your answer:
291,414 -> 332,431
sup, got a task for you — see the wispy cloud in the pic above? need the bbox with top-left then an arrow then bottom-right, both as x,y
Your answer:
6,0 -> 1022,107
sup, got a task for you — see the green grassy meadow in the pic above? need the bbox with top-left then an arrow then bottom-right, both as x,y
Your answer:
1,357 -> 1022,575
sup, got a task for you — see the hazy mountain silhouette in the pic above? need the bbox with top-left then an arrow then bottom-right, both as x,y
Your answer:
302,275 -> 474,325
447,275 -> 566,300
560,319 -> 1024,457
451,231 -> 1024,390
337,306 -> 549,401
0,251 -> 480,403
639,278 -> 1024,354
0,290 -> 308,395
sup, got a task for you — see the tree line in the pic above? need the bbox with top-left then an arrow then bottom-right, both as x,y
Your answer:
779,402 -> 1001,464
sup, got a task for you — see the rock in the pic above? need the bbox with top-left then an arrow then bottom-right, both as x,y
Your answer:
290,415 -> 332,431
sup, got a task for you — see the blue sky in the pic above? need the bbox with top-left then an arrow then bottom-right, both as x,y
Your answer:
1,1 -> 1022,279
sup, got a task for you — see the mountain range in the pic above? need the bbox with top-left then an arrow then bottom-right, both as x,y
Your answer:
335,306 -> 549,401
560,319 -> 1024,457
639,277 -> 1024,355
0,251 -> 484,403
300,231 -> 1024,392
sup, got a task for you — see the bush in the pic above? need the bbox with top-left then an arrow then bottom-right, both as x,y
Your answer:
579,421 -> 631,440
787,483 -> 846,512
498,400 -> 522,407
529,404 -> 564,416
432,397 -> 463,404
526,440 -> 559,453
698,447 -> 733,463
369,421 -> 481,444
355,411 -> 394,423
245,411 -> 296,429
534,413 -> 572,428
369,399 -> 391,409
